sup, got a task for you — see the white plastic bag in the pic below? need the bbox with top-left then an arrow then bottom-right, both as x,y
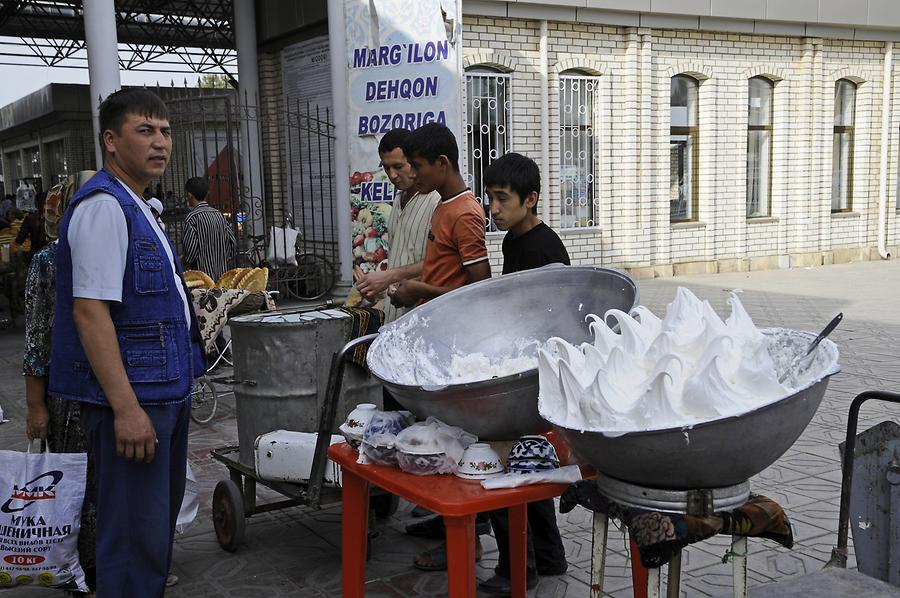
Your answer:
0,443 -> 88,592
267,225 -> 300,266
394,417 -> 477,475
175,461 -> 198,534
358,411 -> 410,466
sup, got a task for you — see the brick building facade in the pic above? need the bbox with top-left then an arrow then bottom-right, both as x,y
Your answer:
457,5 -> 900,277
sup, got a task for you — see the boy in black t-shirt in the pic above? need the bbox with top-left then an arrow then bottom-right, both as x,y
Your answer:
480,152 -> 570,595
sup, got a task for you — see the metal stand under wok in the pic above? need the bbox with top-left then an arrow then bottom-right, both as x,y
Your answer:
590,474 -> 753,598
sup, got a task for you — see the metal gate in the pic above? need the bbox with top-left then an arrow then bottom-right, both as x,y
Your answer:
156,89 -> 338,300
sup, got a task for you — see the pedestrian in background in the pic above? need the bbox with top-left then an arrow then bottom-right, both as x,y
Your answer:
181,176 -> 235,283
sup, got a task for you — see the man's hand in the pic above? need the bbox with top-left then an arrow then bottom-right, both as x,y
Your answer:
388,280 -> 420,308
113,404 -> 158,463
26,401 -> 49,440
357,269 -> 393,296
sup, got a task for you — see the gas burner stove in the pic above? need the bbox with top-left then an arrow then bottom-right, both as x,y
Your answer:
594,472 -> 751,515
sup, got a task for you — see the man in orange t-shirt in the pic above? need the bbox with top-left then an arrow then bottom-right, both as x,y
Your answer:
389,123 -> 490,307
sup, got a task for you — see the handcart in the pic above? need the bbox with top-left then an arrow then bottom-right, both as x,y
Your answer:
209,332 -> 396,552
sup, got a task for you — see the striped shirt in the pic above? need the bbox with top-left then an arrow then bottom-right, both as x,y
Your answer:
182,201 -> 236,282
382,191 -> 439,322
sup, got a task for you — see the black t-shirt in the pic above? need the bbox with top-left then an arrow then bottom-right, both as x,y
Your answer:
501,221 -> 571,274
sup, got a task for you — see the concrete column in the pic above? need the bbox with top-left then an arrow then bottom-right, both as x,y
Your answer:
327,0 -> 353,291
83,0 -> 121,169
38,135 -> 51,190
233,0 -> 265,237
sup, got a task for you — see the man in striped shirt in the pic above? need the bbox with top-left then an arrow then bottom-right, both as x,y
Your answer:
356,128 -> 439,323
181,177 -> 235,282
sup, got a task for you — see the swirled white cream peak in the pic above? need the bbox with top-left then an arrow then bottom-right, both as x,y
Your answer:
537,287 -> 793,434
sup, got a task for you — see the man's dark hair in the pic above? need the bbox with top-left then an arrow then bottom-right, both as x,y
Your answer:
402,123 -> 459,171
378,128 -> 411,156
98,88 -> 169,138
484,152 -> 540,215
185,177 -> 208,201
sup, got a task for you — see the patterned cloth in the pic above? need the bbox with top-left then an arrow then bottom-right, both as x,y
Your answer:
337,306 -> 384,367
560,480 -> 793,569
190,288 -> 276,354
22,240 -> 97,594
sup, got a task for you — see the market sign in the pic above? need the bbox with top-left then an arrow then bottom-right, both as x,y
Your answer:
344,0 -> 462,275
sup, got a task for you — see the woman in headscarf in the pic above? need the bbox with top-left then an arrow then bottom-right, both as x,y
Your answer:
23,170 -> 97,596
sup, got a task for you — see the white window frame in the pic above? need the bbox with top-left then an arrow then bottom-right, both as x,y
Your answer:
747,76 -> 774,218
558,72 -> 600,229
465,68 -> 512,232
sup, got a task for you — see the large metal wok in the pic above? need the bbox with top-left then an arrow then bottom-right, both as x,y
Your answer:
549,329 -> 841,489
367,266 -> 638,439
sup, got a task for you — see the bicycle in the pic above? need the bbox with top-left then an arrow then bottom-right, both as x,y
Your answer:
234,226 -> 336,301
191,375 -> 219,424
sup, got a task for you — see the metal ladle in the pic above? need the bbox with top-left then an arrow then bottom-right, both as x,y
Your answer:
778,312 -> 843,384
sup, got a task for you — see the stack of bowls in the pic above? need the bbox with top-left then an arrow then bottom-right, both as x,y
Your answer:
507,435 -> 560,474
455,443 -> 504,481
361,411 -> 409,466
396,433 -> 447,475
339,403 -> 377,450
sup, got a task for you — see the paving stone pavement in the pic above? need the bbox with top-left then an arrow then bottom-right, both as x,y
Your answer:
1,260 -> 899,597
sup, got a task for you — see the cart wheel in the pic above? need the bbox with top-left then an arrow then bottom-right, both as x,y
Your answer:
190,376 -> 218,424
213,479 -> 245,552
370,493 -> 400,519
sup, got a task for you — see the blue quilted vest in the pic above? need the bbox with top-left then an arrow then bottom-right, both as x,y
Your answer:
49,169 -> 206,406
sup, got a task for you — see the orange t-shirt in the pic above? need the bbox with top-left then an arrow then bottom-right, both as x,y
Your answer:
420,189 -> 488,292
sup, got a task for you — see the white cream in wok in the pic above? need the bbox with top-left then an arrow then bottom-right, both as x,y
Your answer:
538,288 -> 794,435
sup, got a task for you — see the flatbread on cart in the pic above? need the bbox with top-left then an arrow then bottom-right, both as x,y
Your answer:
237,267 -> 269,292
216,267 -> 246,289
184,270 -> 214,289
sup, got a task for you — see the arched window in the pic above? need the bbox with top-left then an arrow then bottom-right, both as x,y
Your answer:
832,79 -> 856,212
747,76 -> 774,218
559,70 -> 600,228
670,75 -> 699,221
465,66 -> 511,231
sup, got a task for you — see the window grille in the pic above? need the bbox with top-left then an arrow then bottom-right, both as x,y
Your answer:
832,79 -> 856,212
559,73 -> 599,228
747,77 -> 774,218
670,75 -> 699,221
465,70 -> 511,232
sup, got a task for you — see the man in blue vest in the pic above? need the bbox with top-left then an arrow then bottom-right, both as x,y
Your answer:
50,88 -> 205,597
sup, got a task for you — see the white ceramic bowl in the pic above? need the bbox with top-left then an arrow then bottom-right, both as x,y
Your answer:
344,403 -> 377,437
455,442 -> 504,480
339,423 -> 363,450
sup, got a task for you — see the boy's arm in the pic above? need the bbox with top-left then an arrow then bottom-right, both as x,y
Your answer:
388,261 -> 490,306
388,279 -> 451,306
357,260 -> 424,296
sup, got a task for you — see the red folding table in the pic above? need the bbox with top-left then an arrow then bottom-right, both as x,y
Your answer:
328,443 -> 594,597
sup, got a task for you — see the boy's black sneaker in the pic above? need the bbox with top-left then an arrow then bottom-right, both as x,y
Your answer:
478,573 -> 538,596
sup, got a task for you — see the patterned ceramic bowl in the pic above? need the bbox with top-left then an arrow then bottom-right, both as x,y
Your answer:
456,443 -> 504,480
508,435 -> 560,465
363,443 -> 399,467
339,423 -> 363,451
363,411 -> 408,443
344,403 -> 378,437
397,451 -> 449,475
507,457 -> 560,474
